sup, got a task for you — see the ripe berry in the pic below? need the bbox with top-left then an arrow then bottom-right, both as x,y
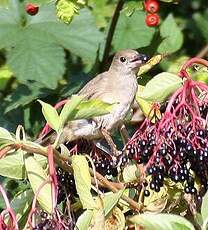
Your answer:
25,3 -> 39,16
145,13 -> 160,27
144,0 -> 159,13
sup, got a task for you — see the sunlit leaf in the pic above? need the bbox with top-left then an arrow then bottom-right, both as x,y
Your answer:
73,99 -> 113,120
129,213 -> 195,230
201,190 -> 208,227
72,155 -> 96,209
10,189 -> 33,223
0,150 -> 26,179
122,163 -> 139,183
59,95 -> 84,128
140,72 -> 183,102
24,154 -> 52,213
0,127 -> 14,141
105,207 -> 125,230
38,100 -> 61,132
103,190 -> 124,216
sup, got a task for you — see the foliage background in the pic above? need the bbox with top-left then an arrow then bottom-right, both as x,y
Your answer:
0,0 -> 207,137
0,0 -> 207,229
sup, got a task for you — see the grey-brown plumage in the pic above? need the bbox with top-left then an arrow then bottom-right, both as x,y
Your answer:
40,49 -> 148,145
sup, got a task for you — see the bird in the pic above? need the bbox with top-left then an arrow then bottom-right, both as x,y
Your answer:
39,49 -> 148,154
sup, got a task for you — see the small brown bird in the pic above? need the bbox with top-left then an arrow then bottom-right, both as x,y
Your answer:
40,49 -> 148,153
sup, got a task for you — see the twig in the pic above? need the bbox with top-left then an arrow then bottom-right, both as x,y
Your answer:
4,142 -> 142,212
100,0 -> 124,71
196,43 -> 208,58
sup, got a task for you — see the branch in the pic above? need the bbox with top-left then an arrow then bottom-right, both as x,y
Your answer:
100,0 -> 124,71
2,143 -> 142,212
196,43 -> 208,58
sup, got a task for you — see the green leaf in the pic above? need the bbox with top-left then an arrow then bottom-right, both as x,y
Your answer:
157,14 -> 183,54
72,155 -> 96,209
75,209 -> 94,230
0,127 -> 14,141
4,82 -> 52,113
112,10 -> 155,50
59,95 -> 84,128
76,191 -> 124,230
38,100 -> 61,132
103,190 -> 124,217
11,189 -> 33,223
73,99 -> 113,120
0,5 -> 22,49
193,12 -> 208,41
0,150 -> 26,179
129,213 -> 195,230
7,28 -> 65,89
201,190 -> 208,226
140,72 -> 183,102
24,154 -> 52,213
29,6 -> 104,61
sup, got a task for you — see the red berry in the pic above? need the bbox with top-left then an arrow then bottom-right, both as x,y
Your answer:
25,3 -> 39,16
144,0 -> 159,13
145,13 -> 160,27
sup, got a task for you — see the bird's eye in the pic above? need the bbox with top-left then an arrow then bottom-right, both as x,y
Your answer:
120,57 -> 126,63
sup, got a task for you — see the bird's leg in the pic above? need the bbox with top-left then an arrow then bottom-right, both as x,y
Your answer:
119,124 -> 130,145
101,129 -> 120,157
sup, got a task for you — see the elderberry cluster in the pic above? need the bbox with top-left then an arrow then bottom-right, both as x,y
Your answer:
124,77 -> 208,198
33,210 -> 73,230
92,155 -> 118,177
56,167 -> 77,204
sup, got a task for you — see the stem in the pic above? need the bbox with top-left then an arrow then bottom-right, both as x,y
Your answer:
6,143 -> 142,212
100,0 -> 124,71
180,57 -> 208,75
196,43 -> 208,58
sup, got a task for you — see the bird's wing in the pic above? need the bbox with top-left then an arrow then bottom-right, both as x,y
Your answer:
78,71 -> 110,100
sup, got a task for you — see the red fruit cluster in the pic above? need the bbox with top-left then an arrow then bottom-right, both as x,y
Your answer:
144,0 -> 160,27
25,3 -> 39,16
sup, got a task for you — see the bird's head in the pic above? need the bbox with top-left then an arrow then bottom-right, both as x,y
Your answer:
110,49 -> 148,74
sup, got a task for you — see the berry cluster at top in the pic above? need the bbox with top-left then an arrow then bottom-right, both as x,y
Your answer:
144,0 -> 160,27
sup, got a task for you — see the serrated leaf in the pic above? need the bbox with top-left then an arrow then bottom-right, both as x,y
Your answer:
157,14 -> 183,54
29,6 -> 104,61
59,95 -> 84,128
112,10 -> 155,50
201,190 -> 208,226
103,190 -> 124,216
72,155 -> 96,209
24,154 -> 52,213
129,213 -> 195,230
140,72 -> 183,102
0,127 -> 14,141
10,189 -> 33,223
73,99 -> 113,120
0,150 -> 26,179
7,28 -> 65,89
4,82 -> 52,113
38,100 -> 61,132
105,207 -> 125,230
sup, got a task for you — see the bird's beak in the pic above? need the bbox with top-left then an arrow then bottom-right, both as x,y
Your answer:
130,54 -> 148,67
